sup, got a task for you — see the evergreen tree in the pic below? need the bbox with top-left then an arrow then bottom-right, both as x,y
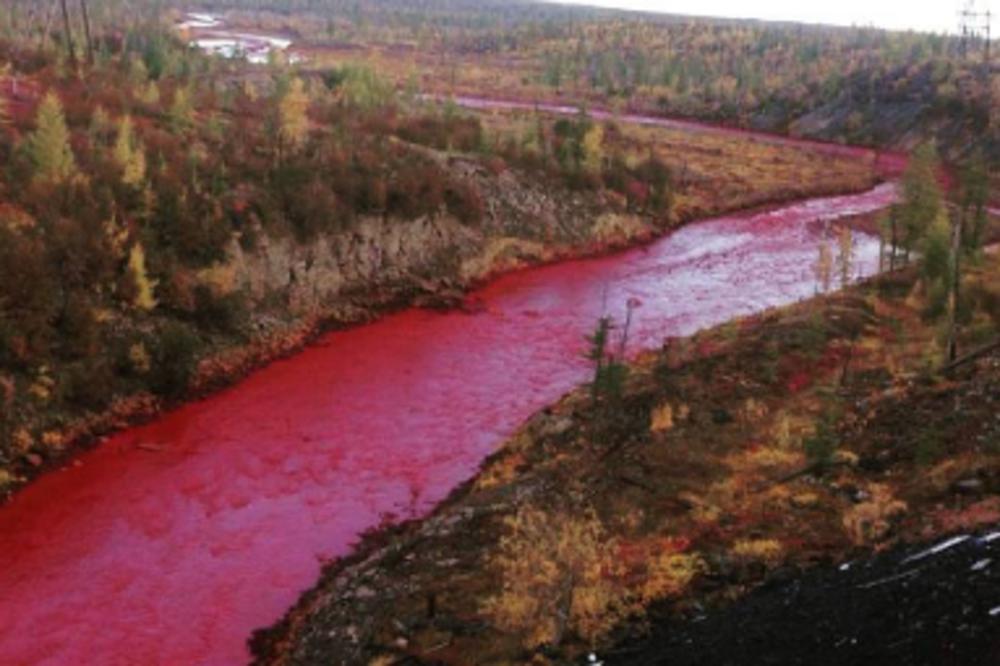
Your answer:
921,207 -> 952,319
27,92 -> 76,184
898,142 -> 942,262
127,242 -> 158,311
278,77 -> 310,154
958,151 -> 989,252
113,115 -> 146,187
168,87 -> 194,134
88,105 -> 112,145
582,123 -> 604,175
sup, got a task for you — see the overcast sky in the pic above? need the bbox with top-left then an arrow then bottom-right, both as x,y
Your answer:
547,0 -> 994,34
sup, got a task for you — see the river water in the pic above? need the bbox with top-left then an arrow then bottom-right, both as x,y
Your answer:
0,178 -> 897,664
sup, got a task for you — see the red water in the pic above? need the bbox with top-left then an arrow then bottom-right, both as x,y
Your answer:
0,183 -> 897,665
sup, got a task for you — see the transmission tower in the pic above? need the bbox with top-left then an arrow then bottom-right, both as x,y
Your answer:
959,0 -> 992,62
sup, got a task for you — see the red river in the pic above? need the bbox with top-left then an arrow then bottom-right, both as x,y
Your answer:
0,181 -> 897,664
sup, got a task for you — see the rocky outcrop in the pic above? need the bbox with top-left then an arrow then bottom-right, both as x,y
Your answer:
228,159 -> 657,317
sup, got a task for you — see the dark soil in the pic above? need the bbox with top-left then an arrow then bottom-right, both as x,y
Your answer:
609,527 -> 1000,666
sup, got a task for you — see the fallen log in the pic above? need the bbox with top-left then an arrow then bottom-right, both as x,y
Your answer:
941,338 -> 1000,374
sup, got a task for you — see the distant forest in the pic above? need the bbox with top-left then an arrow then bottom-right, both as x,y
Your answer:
3,1 -> 996,158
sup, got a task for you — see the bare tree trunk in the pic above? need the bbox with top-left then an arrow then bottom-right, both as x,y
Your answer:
39,0 -> 58,52
946,213 -> 963,362
79,0 -> 94,65
58,0 -> 77,69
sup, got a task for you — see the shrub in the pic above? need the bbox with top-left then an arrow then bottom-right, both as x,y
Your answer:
55,291 -> 100,360
63,359 -> 116,411
482,505 -> 631,649
730,539 -> 784,566
192,285 -> 248,336
148,323 -> 200,399
842,484 -> 907,546
803,411 -> 838,468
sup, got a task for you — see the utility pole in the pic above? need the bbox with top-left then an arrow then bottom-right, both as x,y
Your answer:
959,1 -> 992,62
959,2 -> 994,135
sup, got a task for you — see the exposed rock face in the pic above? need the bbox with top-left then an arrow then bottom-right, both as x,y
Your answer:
229,160 -> 656,317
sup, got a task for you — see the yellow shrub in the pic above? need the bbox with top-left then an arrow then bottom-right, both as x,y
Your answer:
129,342 -> 152,375
28,373 -> 54,403
475,452 -> 525,491
730,539 -> 784,566
842,484 -> 908,546
41,431 -> 64,450
482,506 -> 632,648
638,552 -> 705,603
739,397 -> 769,425
128,243 -> 158,311
12,428 -> 34,453
196,262 -> 238,298
650,403 -> 674,432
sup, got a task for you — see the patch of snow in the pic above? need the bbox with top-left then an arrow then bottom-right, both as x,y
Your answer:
901,535 -> 971,565
990,606 -> 1000,617
971,558 -> 992,572
839,562 -> 853,572
981,532 -> 1000,544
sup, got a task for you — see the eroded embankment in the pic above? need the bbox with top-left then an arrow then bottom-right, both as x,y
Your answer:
0,184 -> 895,666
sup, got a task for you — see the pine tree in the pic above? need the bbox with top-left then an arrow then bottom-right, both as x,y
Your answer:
921,207 -> 952,321
582,123 -> 604,175
127,242 -> 158,311
88,104 -> 111,145
169,87 -> 194,134
958,151 -> 989,252
278,77 -> 310,154
138,81 -> 160,107
27,92 -> 76,184
899,143 -> 942,262
113,115 -> 146,187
